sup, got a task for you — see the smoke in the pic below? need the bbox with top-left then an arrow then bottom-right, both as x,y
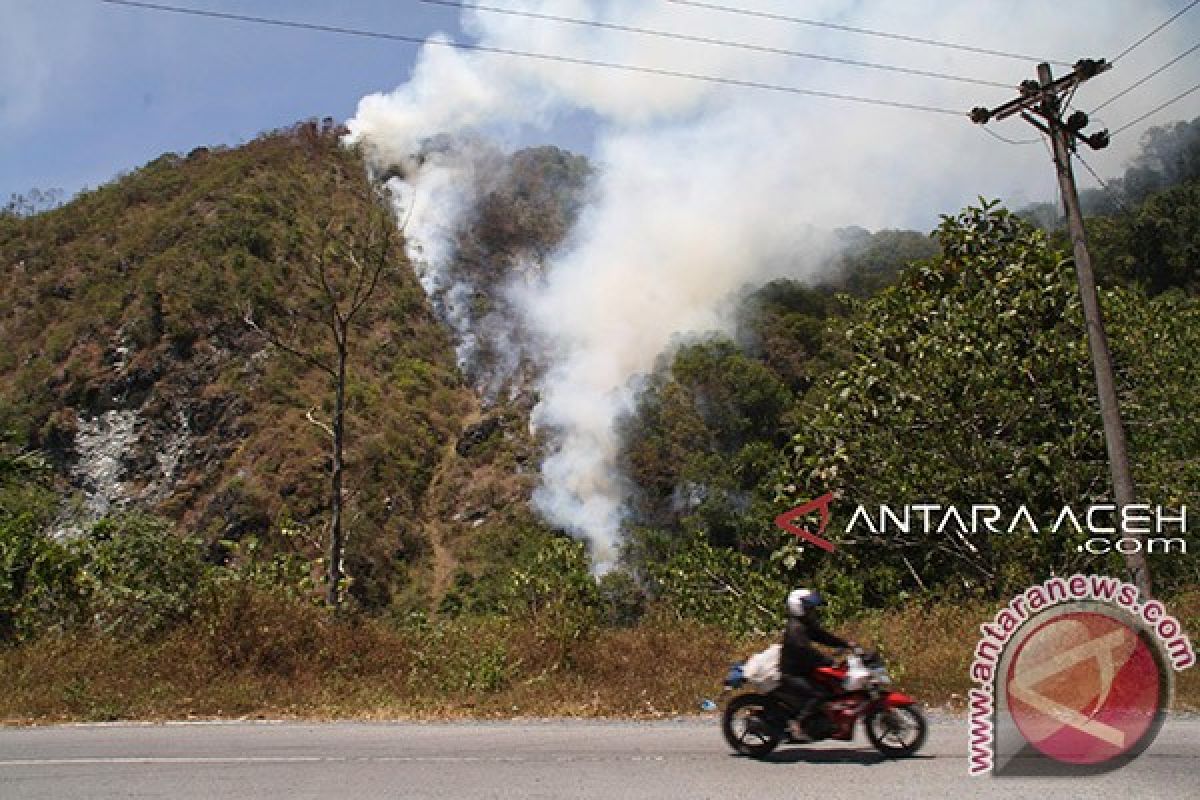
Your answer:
345,1 -> 1197,568
512,117 -> 837,567
379,138 -> 508,372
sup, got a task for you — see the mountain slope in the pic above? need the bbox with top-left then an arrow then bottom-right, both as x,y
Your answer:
0,122 -> 472,607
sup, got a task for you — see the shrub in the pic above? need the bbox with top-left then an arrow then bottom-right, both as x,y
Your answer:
0,442 -> 85,642
0,503 -> 87,643
82,514 -> 211,638
650,531 -> 788,636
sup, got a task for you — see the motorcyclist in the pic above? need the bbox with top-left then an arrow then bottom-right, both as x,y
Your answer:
780,588 -> 853,717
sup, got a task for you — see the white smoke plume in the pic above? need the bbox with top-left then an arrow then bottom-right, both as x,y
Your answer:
345,1 -> 1198,568
380,139 -> 507,371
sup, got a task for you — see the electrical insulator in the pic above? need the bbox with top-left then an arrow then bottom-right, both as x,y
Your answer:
1066,111 -> 1089,132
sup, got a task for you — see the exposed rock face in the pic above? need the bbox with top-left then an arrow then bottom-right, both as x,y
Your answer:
71,408 -> 138,520
152,410 -> 190,498
60,344 -> 241,537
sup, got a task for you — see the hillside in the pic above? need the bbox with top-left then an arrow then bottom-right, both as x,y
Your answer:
0,123 -> 482,608
0,123 -> 605,614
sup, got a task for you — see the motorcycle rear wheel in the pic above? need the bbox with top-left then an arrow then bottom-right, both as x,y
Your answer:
721,693 -> 784,758
864,704 -> 927,758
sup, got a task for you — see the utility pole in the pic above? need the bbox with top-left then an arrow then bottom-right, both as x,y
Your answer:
971,60 -> 1152,597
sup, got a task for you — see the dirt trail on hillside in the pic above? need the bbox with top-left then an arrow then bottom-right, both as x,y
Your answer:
420,395 -> 482,609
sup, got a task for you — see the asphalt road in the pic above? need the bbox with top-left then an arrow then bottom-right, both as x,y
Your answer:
0,716 -> 1195,799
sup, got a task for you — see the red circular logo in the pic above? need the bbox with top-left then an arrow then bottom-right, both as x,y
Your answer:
1005,611 -> 1162,765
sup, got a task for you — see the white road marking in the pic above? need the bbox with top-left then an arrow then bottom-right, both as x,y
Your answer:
0,756 -> 531,766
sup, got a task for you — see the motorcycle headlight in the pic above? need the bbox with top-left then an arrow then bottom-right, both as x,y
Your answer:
871,667 -> 891,684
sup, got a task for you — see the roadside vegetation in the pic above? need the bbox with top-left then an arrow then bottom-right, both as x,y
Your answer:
1,528 -> 1194,721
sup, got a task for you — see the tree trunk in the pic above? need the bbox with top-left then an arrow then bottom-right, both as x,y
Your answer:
326,336 -> 347,607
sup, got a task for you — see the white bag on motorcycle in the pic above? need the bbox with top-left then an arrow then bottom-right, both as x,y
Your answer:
842,653 -> 872,691
742,643 -> 782,691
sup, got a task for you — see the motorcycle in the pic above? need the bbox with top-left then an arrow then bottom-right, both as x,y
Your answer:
720,647 -> 927,759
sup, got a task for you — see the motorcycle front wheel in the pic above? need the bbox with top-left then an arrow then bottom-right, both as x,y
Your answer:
864,703 -> 927,758
721,693 -> 784,758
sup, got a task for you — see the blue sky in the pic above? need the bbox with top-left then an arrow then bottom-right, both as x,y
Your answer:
2,1 -> 1198,216
1,1 -> 470,199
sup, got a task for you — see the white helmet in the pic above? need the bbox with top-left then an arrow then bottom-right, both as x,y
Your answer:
786,588 -> 824,617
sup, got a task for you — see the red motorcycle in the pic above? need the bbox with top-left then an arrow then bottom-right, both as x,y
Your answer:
720,648 -> 927,758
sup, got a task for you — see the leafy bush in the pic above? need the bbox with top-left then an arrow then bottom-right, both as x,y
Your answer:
82,514 -> 211,637
650,531 -> 788,636
403,616 -> 515,694
0,440 -> 86,642
0,499 -> 86,643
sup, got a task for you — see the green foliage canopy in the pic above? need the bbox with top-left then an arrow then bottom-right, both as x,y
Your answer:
780,201 -> 1198,600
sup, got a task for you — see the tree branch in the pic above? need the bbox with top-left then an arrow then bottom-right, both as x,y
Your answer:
901,555 -> 929,592
344,217 -> 393,326
701,566 -> 776,619
243,306 -> 336,377
310,226 -> 347,331
305,407 -> 335,440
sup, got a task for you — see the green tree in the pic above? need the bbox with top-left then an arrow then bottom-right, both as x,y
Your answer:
620,338 -> 792,557
737,280 -> 844,391
82,514 -> 210,637
1088,179 -> 1200,294
1103,287 -> 1200,589
780,201 -> 1152,599
649,531 -> 787,636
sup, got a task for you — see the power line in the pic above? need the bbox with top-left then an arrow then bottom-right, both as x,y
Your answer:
1075,151 -> 1130,213
980,126 -> 1040,145
1091,42 -> 1200,113
1076,152 -> 1111,190
97,0 -> 967,117
663,0 -> 1072,66
419,0 -> 1010,89
1113,0 -> 1200,62
1112,81 -> 1200,135
1040,134 -> 1063,220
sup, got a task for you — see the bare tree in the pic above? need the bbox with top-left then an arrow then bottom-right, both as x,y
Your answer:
245,177 -> 396,607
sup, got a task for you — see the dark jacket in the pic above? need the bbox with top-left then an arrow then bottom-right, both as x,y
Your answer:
780,614 -> 850,677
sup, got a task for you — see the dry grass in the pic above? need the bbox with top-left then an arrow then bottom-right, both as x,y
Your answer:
1168,588 -> 1199,710
3,591 -> 1196,724
844,602 -> 989,709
